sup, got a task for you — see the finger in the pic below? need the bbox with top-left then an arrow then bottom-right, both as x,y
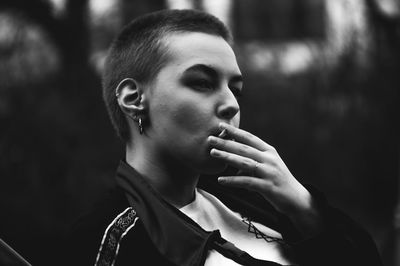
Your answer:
218,176 -> 272,191
219,123 -> 272,152
208,136 -> 264,162
210,148 -> 262,175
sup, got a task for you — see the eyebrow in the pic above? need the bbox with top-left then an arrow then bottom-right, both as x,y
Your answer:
183,64 -> 243,84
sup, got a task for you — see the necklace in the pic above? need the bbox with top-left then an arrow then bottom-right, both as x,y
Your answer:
241,216 -> 287,245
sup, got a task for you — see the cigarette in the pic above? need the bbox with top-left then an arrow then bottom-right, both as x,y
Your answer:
218,129 -> 227,138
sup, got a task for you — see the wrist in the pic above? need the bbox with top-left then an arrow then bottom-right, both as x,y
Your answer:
286,185 -> 325,238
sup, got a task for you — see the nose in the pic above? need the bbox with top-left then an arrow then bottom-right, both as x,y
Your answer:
216,88 -> 240,121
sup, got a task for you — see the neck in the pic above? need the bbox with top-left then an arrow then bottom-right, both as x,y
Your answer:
125,140 -> 199,208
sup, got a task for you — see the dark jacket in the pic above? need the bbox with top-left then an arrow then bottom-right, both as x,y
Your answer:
67,161 -> 383,266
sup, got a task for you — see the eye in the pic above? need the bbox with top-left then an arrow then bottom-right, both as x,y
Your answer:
230,87 -> 243,98
190,79 -> 214,91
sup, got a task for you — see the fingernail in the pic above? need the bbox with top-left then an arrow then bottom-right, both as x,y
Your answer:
208,136 -> 218,144
218,177 -> 226,183
210,148 -> 221,157
219,122 -> 228,129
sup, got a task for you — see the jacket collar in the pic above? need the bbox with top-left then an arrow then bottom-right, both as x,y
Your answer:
115,160 -> 220,266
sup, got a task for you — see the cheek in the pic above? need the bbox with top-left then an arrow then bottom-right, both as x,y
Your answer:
168,99 -> 211,134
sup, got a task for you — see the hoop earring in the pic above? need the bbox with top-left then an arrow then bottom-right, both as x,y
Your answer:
138,118 -> 144,134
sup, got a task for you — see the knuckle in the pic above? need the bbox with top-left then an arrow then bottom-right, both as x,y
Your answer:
241,158 -> 253,169
240,178 -> 252,187
270,155 -> 278,165
269,145 -> 276,152
238,144 -> 251,155
219,139 -> 228,148
271,168 -> 280,179
244,131 -> 253,140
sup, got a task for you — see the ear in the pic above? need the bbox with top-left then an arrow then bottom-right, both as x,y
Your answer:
115,78 -> 146,120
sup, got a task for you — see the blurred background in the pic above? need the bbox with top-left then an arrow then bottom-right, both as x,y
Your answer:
0,0 -> 399,265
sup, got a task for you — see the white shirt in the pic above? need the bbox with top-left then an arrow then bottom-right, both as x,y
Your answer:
180,188 -> 295,266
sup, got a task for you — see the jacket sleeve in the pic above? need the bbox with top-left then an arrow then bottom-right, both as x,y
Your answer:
280,186 -> 383,266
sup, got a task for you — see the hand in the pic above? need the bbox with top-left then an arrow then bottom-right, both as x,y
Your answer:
208,122 -> 323,236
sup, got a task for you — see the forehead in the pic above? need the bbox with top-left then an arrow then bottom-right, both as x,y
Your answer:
161,32 -> 241,76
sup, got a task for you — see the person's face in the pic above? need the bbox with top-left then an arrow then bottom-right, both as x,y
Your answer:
145,32 -> 242,174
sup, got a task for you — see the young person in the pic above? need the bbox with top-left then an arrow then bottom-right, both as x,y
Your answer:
68,9 -> 382,266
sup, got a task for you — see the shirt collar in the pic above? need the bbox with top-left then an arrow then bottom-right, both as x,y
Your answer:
115,160 -> 220,266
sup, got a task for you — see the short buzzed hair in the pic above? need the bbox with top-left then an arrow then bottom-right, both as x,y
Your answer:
102,9 -> 232,141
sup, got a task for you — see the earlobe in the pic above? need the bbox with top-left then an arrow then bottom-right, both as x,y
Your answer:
116,78 -> 146,119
